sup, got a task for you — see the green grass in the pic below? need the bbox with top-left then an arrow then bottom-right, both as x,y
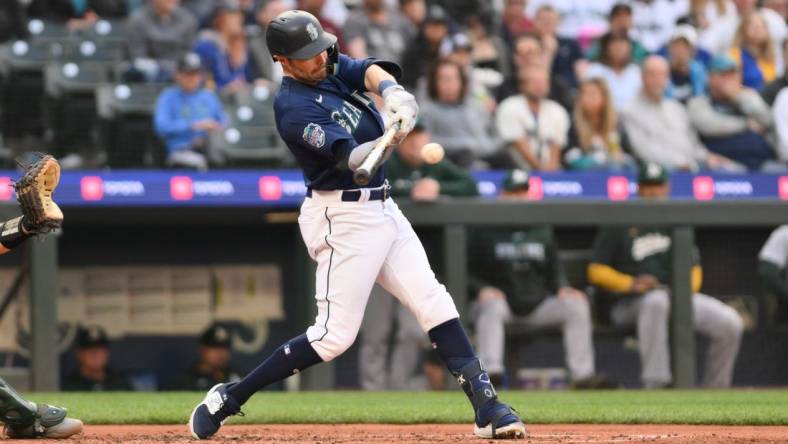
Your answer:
26,390 -> 788,426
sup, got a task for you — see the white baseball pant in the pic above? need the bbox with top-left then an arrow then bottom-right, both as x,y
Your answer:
298,190 -> 460,362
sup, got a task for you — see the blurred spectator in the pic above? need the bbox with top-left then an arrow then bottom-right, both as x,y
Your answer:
770,82 -> 788,161
622,56 -> 736,172
126,0 -> 198,82
169,324 -> 241,391
469,169 -> 610,389
586,3 -> 649,64
700,0 -> 786,74
565,77 -> 635,171
387,122 -> 479,200
763,0 -> 788,20
400,5 -> 451,89
664,25 -> 709,103
181,0 -> 213,26
688,55 -> 778,171
0,0 -> 28,42
445,33 -> 501,115
28,0 -> 127,30
419,59 -> 501,169
193,1 -> 253,94
728,11 -> 778,90
343,0 -> 413,64
496,64 -> 569,171
761,38 -> 788,106
249,0 -> 287,84
500,33 -> 573,110
465,14 -> 510,96
500,0 -> 533,47
758,225 -> 788,323
399,0 -> 426,29
684,0 -> 736,34
526,0 -> 614,46
585,33 -> 642,110
297,0 -> 344,50
532,5 -> 584,89
588,162 -> 744,389
629,0 -> 688,52
154,53 -> 227,170
62,326 -> 133,391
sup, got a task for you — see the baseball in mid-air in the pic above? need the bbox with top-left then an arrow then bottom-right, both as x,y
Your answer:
421,142 -> 445,164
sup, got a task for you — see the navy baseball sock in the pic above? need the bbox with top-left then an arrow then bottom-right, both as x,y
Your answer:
227,334 -> 322,405
428,318 -> 508,427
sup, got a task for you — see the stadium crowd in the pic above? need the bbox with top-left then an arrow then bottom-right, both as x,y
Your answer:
0,0 -> 787,171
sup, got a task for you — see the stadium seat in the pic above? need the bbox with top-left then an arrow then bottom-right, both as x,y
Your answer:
209,124 -> 290,167
0,39 -> 73,136
96,83 -> 168,167
25,19 -> 70,43
82,20 -> 127,46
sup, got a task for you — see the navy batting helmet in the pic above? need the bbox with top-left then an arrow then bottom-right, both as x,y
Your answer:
266,10 -> 337,61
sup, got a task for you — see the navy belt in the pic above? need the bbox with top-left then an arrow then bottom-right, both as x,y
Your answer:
306,185 -> 390,202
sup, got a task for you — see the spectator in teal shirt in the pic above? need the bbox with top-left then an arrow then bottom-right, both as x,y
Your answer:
154,53 -> 227,170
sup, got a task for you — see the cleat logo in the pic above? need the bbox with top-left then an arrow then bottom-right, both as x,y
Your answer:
206,392 -> 224,415
478,374 -> 490,384
457,375 -> 466,385
484,389 -> 493,398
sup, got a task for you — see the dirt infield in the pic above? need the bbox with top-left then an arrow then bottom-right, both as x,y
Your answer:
6,424 -> 787,443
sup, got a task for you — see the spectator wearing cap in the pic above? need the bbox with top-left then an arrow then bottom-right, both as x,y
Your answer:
400,5 -> 452,89
688,54 -> 778,171
621,56 -> 737,172
446,32 -> 501,117
387,121 -> 478,201
532,5 -> 584,89
663,25 -> 709,104
154,52 -> 227,170
62,326 -> 133,391
343,0 -> 414,65
168,324 -> 241,391
585,32 -> 642,110
29,0 -> 127,30
497,64 -> 569,172
126,0 -> 198,82
586,4 -> 649,66
464,11 -> 511,94
728,11 -> 778,90
566,76 -> 635,171
193,0 -> 254,94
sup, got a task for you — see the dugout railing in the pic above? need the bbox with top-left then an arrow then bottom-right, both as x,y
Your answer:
3,199 -> 788,390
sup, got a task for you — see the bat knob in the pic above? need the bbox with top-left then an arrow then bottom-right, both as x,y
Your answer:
354,168 -> 371,186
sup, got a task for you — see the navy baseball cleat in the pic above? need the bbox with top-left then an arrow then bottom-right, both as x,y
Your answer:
188,383 -> 242,439
473,401 -> 526,439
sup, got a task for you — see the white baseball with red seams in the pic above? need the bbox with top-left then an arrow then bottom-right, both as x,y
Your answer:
299,189 -> 459,361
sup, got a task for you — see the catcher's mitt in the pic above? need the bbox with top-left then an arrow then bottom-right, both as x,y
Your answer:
14,154 -> 63,234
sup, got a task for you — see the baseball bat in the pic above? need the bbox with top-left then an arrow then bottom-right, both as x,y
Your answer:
353,122 -> 401,186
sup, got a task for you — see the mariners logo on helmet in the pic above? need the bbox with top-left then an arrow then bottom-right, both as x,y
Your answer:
303,123 -> 326,148
306,23 -> 318,41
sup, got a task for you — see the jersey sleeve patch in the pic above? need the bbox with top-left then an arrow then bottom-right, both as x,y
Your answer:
302,122 -> 326,148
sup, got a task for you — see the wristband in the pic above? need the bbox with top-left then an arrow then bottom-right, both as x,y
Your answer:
378,80 -> 398,95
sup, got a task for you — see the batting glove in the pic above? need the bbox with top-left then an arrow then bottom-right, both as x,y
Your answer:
382,85 -> 418,139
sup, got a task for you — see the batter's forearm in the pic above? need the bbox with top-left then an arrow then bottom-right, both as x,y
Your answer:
364,64 -> 397,96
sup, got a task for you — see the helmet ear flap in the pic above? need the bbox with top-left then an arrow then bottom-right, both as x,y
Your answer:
326,43 -> 339,75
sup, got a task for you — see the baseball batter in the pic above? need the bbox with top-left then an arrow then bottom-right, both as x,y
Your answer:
0,154 -> 83,439
189,10 -> 525,440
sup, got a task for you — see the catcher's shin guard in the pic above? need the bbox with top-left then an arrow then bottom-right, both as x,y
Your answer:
0,377 -> 37,427
0,378 -> 83,439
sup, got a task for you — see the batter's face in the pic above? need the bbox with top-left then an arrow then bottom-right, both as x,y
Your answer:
279,51 -> 329,85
